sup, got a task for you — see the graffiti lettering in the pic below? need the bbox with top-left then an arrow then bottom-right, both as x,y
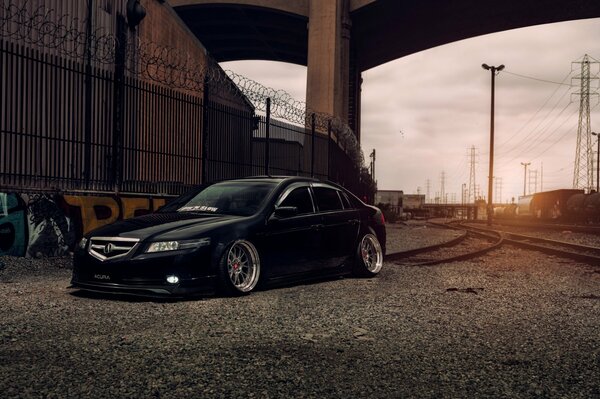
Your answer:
63,196 -> 121,235
0,193 -> 170,257
0,193 -> 28,256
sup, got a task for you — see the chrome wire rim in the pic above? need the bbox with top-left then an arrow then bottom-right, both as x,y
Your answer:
361,234 -> 383,274
227,241 -> 260,292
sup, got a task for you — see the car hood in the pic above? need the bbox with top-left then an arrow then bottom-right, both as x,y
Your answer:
86,212 -> 245,241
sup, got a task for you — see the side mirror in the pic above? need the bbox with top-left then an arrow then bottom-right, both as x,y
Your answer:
273,206 -> 298,219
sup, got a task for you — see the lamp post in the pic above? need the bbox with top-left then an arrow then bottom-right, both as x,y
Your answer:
482,63 -> 504,226
593,132 -> 599,192
521,162 -> 530,196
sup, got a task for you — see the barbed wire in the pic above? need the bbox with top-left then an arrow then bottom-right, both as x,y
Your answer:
0,0 -> 365,168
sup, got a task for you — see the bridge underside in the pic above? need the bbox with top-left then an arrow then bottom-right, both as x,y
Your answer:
176,0 -> 600,72
176,5 -> 308,65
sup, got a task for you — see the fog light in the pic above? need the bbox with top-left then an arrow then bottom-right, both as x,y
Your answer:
166,275 -> 179,284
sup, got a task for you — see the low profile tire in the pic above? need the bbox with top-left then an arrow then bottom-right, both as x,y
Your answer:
353,232 -> 384,277
217,240 -> 261,296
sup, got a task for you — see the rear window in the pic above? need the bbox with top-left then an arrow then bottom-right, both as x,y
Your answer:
313,187 -> 343,212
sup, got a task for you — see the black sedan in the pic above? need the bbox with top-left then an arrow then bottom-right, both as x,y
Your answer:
71,177 -> 386,297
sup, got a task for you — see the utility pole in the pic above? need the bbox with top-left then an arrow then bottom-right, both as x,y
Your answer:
426,179 -> 431,203
482,63 -> 504,226
593,132 -> 599,191
521,162 -> 530,196
369,149 -> 376,181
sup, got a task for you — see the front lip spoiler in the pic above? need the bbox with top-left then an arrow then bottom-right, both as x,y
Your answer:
70,278 -> 216,298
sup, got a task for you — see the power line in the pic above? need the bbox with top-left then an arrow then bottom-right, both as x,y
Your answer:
496,85 -> 573,159
496,100 -> 576,168
503,70 -> 573,86
496,70 -> 573,152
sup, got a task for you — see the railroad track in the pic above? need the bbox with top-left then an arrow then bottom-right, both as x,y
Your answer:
461,222 -> 600,266
470,219 -> 600,235
385,222 -> 502,266
384,220 -> 600,267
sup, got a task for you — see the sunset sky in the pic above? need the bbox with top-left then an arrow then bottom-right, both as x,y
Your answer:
223,17 -> 600,203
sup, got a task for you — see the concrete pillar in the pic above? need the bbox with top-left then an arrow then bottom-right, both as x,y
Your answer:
306,0 -> 350,124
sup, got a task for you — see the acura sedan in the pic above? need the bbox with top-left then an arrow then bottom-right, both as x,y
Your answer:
71,176 -> 386,297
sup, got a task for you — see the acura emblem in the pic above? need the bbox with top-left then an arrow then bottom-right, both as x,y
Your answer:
103,243 -> 115,254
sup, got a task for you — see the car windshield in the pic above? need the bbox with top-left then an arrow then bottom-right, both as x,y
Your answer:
165,181 -> 277,216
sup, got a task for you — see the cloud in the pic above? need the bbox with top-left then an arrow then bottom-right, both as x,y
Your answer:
222,17 -> 600,202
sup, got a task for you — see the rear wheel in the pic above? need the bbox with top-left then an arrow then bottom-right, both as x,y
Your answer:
217,240 -> 261,296
353,232 -> 383,277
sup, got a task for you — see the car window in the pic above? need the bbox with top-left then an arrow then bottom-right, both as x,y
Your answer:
173,182 -> 276,216
340,192 -> 352,209
313,187 -> 343,212
279,187 -> 314,214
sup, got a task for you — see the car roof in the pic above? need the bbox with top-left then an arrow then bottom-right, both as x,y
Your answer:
221,176 -> 321,184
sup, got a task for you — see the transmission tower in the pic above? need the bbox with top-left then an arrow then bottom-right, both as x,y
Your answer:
529,170 -> 538,194
494,177 -> 502,203
572,54 -> 599,191
540,162 -> 544,192
440,171 -> 446,204
467,146 -> 477,203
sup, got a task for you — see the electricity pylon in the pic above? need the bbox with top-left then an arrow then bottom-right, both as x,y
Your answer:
572,54 -> 599,191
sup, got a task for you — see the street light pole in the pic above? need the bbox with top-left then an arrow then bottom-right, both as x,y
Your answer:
521,162 -> 531,196
482,63 -> 504,226
592,132 -> 599,192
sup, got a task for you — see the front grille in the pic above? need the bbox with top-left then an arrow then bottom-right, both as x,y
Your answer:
88,237 -> 140,262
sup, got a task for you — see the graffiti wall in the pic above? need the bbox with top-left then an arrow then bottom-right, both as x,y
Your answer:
0,193 -> 169,257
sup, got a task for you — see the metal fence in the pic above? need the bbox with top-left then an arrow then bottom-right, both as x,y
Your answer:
1,35 -> 369,198
0,0 -> 376,201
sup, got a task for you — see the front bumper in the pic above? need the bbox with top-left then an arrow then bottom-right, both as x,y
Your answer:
70,278 -> 216,298
71,247 -> 217,298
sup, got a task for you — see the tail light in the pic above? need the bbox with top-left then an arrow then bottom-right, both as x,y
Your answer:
380,211 -> 385,224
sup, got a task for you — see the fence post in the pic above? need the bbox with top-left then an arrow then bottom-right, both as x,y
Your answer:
265,97 -> 271,176
201,77 -> 209,183
111,14 -> 127,193
311,113 -> 316,178
327,120 -> 332,181
83,0 -> 94,189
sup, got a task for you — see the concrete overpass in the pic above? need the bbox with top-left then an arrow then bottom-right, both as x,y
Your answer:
171,0 -> 600,138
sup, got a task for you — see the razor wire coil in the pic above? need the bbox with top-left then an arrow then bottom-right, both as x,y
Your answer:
0,0 -> 365,168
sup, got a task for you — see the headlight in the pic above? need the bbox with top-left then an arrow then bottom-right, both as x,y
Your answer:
78,237 -> 88,249
145,238 -> 211,253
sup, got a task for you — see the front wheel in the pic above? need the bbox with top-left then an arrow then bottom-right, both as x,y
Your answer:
353,233 -> 383,277
217,240 -> 261,296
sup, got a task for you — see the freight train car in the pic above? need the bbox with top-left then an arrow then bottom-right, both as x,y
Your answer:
518,189 -> 584,220
566,192 -> 600,223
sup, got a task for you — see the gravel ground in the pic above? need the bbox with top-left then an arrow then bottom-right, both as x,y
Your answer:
385,221 -> 463,253
1,226 -> 600,398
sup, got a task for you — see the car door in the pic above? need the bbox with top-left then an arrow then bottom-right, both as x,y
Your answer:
262,184 -> 324,277
311,184 -> 360,269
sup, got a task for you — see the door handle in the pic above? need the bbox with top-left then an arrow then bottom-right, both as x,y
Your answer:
311,224 -> 325,231
349,219 -> 359,225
